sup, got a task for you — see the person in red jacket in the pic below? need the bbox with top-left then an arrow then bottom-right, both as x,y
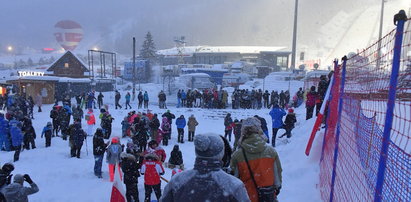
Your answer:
85,108 -> 96,136
143,140 -> 166,163
140,153 -> 165,202
305,86 -> 318,120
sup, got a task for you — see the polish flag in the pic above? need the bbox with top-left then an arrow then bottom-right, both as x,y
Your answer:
305,75 -> 334,156
110,164 -> 126,202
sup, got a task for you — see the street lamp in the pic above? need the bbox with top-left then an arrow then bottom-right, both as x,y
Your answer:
290,0 -> 299,71
376,0 -> 386,69
7,46 -> 13,52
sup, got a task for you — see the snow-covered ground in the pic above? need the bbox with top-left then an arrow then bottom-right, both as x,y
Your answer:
0,80 -> 323,202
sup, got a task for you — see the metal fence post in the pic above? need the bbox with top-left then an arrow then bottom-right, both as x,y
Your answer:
329,56 -> 347,202
374,11 -> 407,202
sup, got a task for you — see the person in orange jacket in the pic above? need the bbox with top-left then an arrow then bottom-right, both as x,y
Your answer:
85,108 -> 96,136
141,153 -> 165,202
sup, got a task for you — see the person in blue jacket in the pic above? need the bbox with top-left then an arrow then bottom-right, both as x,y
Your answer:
125,92 -> 132,110
181,90 -> 187,107
0,113 -> 11,151
175,115 -> 186,143
9,117 -> 23,162
269,103 -> 286,147
41,122 -> 53,147
143,91 -> 149,109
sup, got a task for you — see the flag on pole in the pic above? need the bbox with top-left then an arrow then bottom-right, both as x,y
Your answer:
305,76 -> 334,156
110,164 -> 126,202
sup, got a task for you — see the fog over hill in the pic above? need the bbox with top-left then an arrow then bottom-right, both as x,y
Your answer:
1,0 -> 410,62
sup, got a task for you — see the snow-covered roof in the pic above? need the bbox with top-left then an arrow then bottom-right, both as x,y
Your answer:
181,67 -> 228,72
48,51 -> 89,72
305,70 -> 330,78
180,73 -> 211,77
157,46 -> 287,56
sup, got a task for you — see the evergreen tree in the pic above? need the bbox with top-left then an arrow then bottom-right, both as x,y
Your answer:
140,32 -> 157,60
18,59 -> 27,68
48,56 -> 56,64
139,32 -> 157,82
27,58 -> 34,66
38,57 -> 45,65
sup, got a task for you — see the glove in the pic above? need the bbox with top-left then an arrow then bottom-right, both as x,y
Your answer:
23,174 -> 33,184
6,174 -> 13,185
275,186 -> 281,196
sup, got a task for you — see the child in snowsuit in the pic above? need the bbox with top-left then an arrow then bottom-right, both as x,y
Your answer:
168,145 -> 183,169
280,108 -> 297,138
141,154 -> 165,202
41,122 -> 53,147
106,136 -> 123,182
161,117 -> 171,146
121,149 -> 140,202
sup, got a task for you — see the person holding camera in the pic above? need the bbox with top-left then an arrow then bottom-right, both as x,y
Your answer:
2,174 -> 39,202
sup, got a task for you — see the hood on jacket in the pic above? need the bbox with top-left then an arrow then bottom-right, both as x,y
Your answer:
240,133 -> 266,154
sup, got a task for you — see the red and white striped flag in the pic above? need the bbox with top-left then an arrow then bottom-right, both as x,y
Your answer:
110,164 -> 126,202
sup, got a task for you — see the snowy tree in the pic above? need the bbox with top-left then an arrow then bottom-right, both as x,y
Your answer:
27,58 -> 34,66
140,31 -> 157,60
48,56 -> 56,64
139,31 -> 157,82
18,59 -> 27,68
38,57 -> 46,65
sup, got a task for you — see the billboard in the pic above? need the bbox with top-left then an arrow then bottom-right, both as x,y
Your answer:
123,60 -> 149,81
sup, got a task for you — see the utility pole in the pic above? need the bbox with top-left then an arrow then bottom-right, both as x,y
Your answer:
133,37 -> 136,97
290,0 -> 299,71
376,0 -> 385,69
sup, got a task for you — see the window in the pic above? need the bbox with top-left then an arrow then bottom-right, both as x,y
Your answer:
277,56 -> 288,67
64,63 -> 69,68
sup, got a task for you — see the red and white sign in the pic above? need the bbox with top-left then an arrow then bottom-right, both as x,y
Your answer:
54,20 -> 83,51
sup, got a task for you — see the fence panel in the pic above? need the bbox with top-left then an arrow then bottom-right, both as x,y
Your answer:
319,15 -> 410,201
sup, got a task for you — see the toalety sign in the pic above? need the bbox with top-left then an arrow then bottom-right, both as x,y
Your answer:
18,71 -> 45,77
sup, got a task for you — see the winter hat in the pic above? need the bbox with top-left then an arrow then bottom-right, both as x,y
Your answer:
47,122 -> 52,126
111,136 -> 120,144
288,108 -> 294,113
194,133 -> 224,160
2,163 -> 14,174
240,117 -> 263,140
242,117 -> 261,129
13,174 -> 24,184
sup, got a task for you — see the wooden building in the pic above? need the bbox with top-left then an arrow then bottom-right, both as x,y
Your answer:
47,51 -> 89,78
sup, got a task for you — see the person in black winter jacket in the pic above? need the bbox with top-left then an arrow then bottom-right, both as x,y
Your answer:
120,149 -> 140,202
93,128 -> 108,178
69,120 -> 86,158
254,115 -> 269,143
0,163 -> 14,190
115,90 -> 122,109
22,118 -> 36,150
280,108 -> 297,138
168,145 -> 183,169
149,114 -> 160,140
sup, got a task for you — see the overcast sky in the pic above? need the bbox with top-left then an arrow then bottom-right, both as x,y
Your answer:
0,0 -> 382,54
